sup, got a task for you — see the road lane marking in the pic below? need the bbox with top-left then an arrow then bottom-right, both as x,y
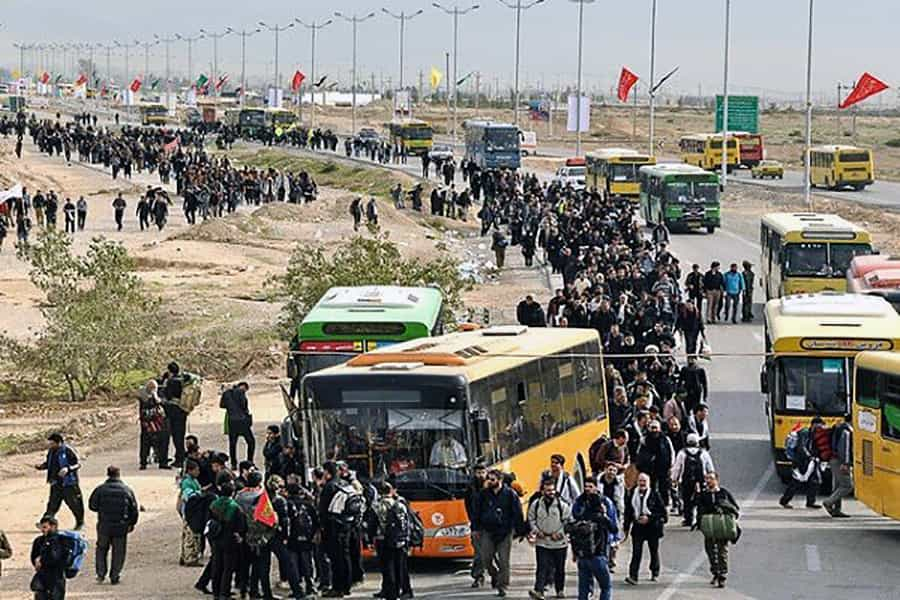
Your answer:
805,544 -> 821,572
656,462 -> 775,600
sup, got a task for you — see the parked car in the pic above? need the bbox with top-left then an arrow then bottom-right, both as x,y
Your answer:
751,159 -> 784,179
429,143 -> 454,161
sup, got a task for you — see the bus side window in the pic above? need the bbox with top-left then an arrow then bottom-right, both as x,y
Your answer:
882,375 -> 900,441
540,356 -> 564,438
856,368 -> 880,408
558,354 -> 578,431
574,341 -> 605,422
514,361 -> 544,450
469,381 -> 498,463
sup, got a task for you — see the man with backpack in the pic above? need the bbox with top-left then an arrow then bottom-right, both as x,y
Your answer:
568,476 -> 618,600
36,433 -> 85,531
88,466 -> 139,585
527,477 -> 572,600
267,475 -> 305,600
471,469 -> 525,598
670,433 -> 716,527
541,454 -> 580,506
824,414 -> 854,518
30,516 -> 69,600
780,417 -> 824,510
372,480 -> 414,600
235,470 -> 277,599
220,382 -> 255,471
285,474 -> 319,598
318,461 -> 361,598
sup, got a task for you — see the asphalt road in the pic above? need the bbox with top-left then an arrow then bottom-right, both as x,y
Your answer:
728,168 -> 900,211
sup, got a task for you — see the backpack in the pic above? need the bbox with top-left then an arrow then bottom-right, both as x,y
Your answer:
784,427 -> 810,464
812,426 -> 834,461
682,451 -> 705,485
384,500 -> 411,548
57,531 -> 88,579
177,372 -> 203,414
406,503 -> 425,548
830,423 -> 849,458
588,435 -> 610,474
244,494 -> 278,549
328,482 -> 366,528
288,498 -> 316,543
566,520 -> 596,560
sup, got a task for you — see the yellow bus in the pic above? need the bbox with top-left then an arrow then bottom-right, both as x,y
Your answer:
387,118 -> 433,156
586,148 -> 656,200
139,102 -> 168,126
679,133 -> 740,172
298,326 -> 608,558
809,145 -> 874,191
760,212 -> 873,300
761,293 -> 900,481
265,107 -> 296,129
853,351 -> 900,521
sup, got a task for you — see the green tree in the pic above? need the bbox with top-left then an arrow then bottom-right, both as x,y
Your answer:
271,232 -> 469,335
1,231 -> 162,402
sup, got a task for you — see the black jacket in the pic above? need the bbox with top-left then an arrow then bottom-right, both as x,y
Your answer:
464,478 -> 484,523
89,478 -> 139,537
30,533 -> 67,588
624,488 -> 667,539
220,386 -> 251,422
696,488 -> 740,521
471,484 -> 524,538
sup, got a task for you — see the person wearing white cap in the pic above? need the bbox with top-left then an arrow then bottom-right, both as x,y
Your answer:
670,433 -> 715,527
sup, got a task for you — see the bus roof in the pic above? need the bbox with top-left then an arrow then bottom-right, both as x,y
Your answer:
680,133 -> 737,140
810,144 -> 869,153
856,350 -> 900,373
389,118 -> 429,126
765,293 -> 900,352
587,148 -> 655,161
463,119 -> 517,130
301,286 -> 442,327
639,163 -> 714,177
760,212 -> 870,242
308,326 -> 598,383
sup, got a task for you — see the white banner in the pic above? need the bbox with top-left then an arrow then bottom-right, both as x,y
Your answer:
0,183 -> 24,203
566,94 -> 590,133
185,89 -> 197,107
394,90 -> 411,115
268,87 -> 284,109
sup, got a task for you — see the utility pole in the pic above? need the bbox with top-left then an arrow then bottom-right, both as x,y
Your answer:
138,41 -> 157,92
335,11 -> 376,136
569,0 -> 595,156
226,27 -> 261,107
497,0 -> 546,126
721,0 -> 731,189
803,0 -> 814,209
175,32 -> 203,89
648,0 -> 658,155
154,34 -> 178,107
200,29 -> 230,99
260,21 -> 296,103
298,18 -> 333,128
445,51 -> 451,130
433,3 -> 480,141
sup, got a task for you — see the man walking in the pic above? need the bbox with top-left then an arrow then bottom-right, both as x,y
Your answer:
670,433 -> 715,527
568,476 -> 617,600
542,454 -> 580,506
161,363 -> 188,469
76,197 -> 87,231
472,469 -> 524,597
88,466 -> 139,584
823,414 -> 854,518
220,381 -> 255,470
741,261 -> 755,322
112,194 -> 126,232
528,477 -> 572,600
722,263 -> 745,324
702,262 -> 724,324
464,463 -> 487,588
696,472 -> 740,588
30,516 -> 68,600
624,473 -> 667,586
36,433 -> 85,530
63,198 -> 76,234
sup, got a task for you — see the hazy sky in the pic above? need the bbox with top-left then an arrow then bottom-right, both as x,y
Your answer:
2,0 -> 898,104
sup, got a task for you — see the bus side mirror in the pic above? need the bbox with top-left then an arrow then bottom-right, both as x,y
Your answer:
474,415 -> 491,443
760,364 -> 769,394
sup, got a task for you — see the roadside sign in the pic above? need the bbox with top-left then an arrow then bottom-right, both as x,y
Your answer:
715,95 -> 759,133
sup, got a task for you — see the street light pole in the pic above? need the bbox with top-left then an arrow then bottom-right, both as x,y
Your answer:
721,0 -> 731,189
226,28 -> 261,107
569,0 -> 594,156
382,8 -> 424,93
803,0 -> 814,209
115,40 -> 139,91
138,41 -> 158,90
297,19 -> 333,127
260,21 -> 296,103
200,29 -> 231,99
154,34 -> 178,107
497,0 -> 545,127
176,33 -> 204,90
433,3 -> 480,141
335,12 -> 376,137
648,0 -> 657,155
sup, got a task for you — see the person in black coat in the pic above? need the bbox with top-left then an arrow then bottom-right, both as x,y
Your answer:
695,472 -> 740,588
88,466 -> 139,584
36,433 -> 84,530
161,362 -> 187,468
471,469 -> 524,597
220,382 -> 254,470
624,473 -> 667,585
516,295 -> 546,327
464,464 -> 487,587
30,516 -> 68,600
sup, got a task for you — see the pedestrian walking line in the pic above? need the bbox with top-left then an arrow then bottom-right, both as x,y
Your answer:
656,463 -> 774,600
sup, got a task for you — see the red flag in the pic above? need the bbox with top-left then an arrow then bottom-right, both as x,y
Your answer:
253,490 -> 278,528
40,71 -> 50,85
130,78 -> 142,93
617,67 -> 639,103
75,73 -> 88,86
291,70 -> 306,93
840,72 -> 889,109
215,74 -> 229,91
163,138 -> 179,153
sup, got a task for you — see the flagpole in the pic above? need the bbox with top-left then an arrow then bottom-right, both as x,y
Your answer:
648,0 -> 657,156
497,0 -> 546,128
383,9 -> 425,117
803,0 -> 814,210
298,19 -> 333,128
433,3 -> 480,143
260,22 -> 295,107
721,0 -> 731,190
335,12 -> 377,138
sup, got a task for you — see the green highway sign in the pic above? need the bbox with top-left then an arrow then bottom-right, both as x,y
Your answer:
715,95 -> 759,134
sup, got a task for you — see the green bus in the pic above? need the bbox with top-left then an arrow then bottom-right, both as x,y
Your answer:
289,286 -> 445,378
639,163 -> 721,234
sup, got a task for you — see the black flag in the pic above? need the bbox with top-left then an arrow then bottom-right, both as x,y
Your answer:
651,67 -> 679,96
314,75 -> 328,88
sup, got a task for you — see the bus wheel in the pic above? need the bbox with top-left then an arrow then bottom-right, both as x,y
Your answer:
852,184 -> 864,191
706,225 -> 715,234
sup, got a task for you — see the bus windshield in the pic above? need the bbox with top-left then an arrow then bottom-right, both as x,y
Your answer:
665,181 -> 718,204
404,126 -> 432,140
831,243 -> 872,276
306,379 -> 470,499
609,163 -> 639,181
839,152 -> 870,163
784,243 -> 829,276
485,128 -> 519,152
242,111 -> 265,126
777,357 -> 849,415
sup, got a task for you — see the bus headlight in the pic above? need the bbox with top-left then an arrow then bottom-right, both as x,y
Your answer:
434,524 -> 471,538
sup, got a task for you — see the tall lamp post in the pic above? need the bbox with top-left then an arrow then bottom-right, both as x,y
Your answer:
648,0 -> 657,155
496,0 -> 545,127
803,0 -> 814,209
115,40 -> 139,90
226,27 -> 261,107
154,34 -> 178,106
297,18 -> 333,127
569,0 -> 595,156
334,11 -> 376,136
382,8 -> 424,112
259,20 -> 296,103
175,33 -> 204,89
721,0 -> 731,189
138,40 -> 158,90
432,2 -> 480,141
200,29 -> 230,98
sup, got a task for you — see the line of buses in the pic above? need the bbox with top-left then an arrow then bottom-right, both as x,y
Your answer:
757,211 -> 900,522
